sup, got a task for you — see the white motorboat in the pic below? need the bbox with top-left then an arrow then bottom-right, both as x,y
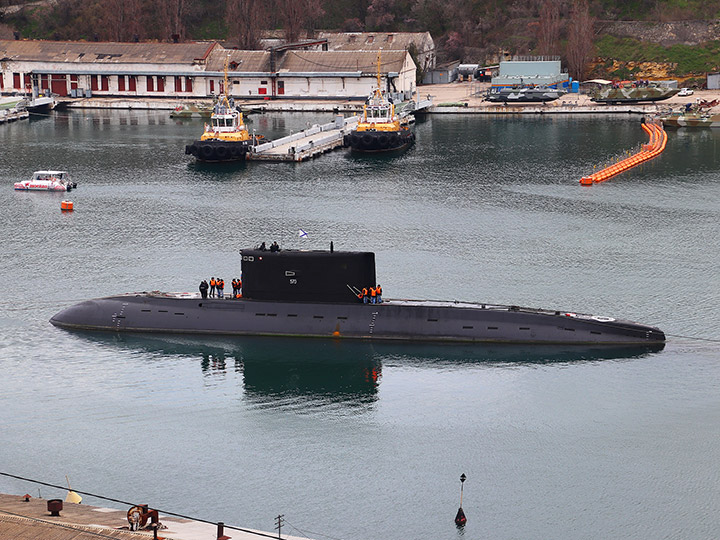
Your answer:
14,170 -> 77,191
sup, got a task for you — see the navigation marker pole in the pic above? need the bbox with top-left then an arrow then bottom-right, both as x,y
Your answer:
65,475 -> 82,504
454,473 -> 467,527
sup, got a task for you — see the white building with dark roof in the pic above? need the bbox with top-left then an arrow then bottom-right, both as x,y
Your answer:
315,31 -> 435,72
0,39 -> 417,100
0,40 -> 216,97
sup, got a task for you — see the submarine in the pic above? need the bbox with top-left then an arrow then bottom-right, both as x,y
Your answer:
50,247 -> 665,345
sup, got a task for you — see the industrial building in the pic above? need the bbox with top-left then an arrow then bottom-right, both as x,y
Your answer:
707,72 -> 720,90
490,56 -> 570,89
0,39 -> 417,100
422,61 -> 460,84
260,31 -> 436,74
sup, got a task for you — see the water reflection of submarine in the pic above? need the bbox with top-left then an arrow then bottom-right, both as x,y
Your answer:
73,330 -> 662,383
71,332 -> 383,402
234,338 -> 381,402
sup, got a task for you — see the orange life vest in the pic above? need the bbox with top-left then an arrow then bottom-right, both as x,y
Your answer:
218,280 -> 224,289
377,286 -> 382,295
370,287 -> 376,297
210,279 -> 216,287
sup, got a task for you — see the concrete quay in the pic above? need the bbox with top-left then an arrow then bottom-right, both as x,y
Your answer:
58,81 -> 720,116
421,81 -> 720,115
0,492 -> 310,540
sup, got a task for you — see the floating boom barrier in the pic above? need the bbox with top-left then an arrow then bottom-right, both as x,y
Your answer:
580,119 -> 667,185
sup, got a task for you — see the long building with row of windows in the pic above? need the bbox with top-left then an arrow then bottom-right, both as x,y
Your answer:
0,39 -> 418,101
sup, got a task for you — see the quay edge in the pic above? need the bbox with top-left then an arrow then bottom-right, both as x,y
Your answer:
0,492 -> 310,540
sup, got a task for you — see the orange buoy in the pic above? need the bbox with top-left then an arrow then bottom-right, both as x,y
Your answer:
580,120 -> 667,185
61,200 -> 73,211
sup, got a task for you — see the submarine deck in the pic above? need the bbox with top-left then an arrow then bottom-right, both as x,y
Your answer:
50,291 -> 665,345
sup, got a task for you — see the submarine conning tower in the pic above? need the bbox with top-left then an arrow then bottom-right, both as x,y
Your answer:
240,248 -> 376,303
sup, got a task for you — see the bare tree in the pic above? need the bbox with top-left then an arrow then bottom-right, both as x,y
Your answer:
276,0 -> 324,43
158,0 -> 189,41
565,0 -> 594,80
276,0 -> 304,43
366,0 -> 395,31
226,0 -> 267,49
537,0 -> 562,55
303,0 -> 324,37
101,0 -> 143,41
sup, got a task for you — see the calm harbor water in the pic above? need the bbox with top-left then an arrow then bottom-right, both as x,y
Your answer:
1,108 -> 719,540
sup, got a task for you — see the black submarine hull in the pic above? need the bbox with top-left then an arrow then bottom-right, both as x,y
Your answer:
50,293 -> 665,345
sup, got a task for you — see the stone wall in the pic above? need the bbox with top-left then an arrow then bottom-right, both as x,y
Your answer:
599,20 -> 720,47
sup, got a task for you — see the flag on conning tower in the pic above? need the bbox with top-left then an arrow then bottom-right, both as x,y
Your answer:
298,229 -> 308,238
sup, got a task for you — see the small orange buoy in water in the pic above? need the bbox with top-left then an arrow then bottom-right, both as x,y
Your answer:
61,200 -> 74,211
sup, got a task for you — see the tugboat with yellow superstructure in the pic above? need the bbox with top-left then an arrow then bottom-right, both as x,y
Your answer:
343,52 -> 415,153
185,56 -> 260,162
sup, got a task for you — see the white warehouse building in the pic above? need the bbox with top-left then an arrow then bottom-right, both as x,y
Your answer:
0,40 -> 417,101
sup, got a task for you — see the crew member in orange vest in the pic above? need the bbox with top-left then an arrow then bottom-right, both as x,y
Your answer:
217,278 -> 224,298
209,277 -> 216,298
236,277 -> 242,298
370,286 -> 377,304
231,278 -> 237,297
362,287 -> 369,304
376,284 -> 382,303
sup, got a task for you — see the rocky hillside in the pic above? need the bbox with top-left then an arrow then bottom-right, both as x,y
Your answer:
1,0 -> 719,81
601,19 -> 720,46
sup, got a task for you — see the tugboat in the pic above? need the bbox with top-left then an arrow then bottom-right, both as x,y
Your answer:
50,245 -> 665,346
184,57 -> 259,162
343,52 -> 415,153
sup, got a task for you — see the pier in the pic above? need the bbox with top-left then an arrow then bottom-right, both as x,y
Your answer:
247,97 -> 430,162
249,115 -> 358,162
0,492 -> 311,540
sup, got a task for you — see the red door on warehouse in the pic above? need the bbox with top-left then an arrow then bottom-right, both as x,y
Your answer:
51,74 -> 68,96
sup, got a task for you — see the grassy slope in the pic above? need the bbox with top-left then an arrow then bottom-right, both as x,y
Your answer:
594,35 -> 720,79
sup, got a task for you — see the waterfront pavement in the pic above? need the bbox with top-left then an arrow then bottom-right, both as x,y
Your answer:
60,81 -> 720,115
0,492 -> 308,540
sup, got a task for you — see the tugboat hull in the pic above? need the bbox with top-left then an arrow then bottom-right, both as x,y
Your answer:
344,130 -> 415,153
185,140 -> 250,162
51,294 -> 665,345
